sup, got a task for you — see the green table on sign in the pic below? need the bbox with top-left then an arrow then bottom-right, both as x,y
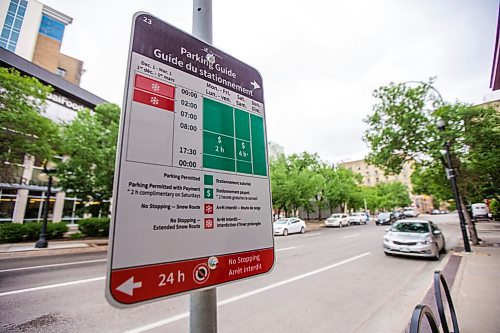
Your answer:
202,98 -> 267,176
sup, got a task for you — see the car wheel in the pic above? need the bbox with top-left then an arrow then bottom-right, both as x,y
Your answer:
440,240 -> 447,254
339,222 -> 342,228
300,226 -> 305,234
432,245 -> 440,261
283,229 -> 288,236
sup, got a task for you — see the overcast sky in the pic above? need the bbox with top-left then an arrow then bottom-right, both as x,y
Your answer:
42,0 -> 499,164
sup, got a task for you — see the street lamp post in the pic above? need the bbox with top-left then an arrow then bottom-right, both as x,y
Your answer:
35,166 -> 56,249
436,120 -> 471,253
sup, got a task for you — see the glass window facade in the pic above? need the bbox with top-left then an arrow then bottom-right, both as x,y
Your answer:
0,189 -> 17,222
0,0 -> 27,52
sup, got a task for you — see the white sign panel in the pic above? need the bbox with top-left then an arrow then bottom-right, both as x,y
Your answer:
106,12 -> 274,307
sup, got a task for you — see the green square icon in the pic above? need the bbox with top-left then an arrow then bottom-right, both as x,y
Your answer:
204,187 -> 214,199
204,174 -> 213,185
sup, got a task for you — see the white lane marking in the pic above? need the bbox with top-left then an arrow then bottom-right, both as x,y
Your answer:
0,259 -> 107,273
125,252 -> 371,333
343,233 -> 359,239
275,247 -> 297,252
0,276 -> 105,297
303,232 -> 322,238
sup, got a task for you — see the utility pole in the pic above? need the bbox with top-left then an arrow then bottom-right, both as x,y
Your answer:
437,120 -> 471,252
35,166 -> 56,248
190,1 -> 217,333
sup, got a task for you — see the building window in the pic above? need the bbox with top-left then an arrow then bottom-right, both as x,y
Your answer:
0,188 -> 17,221
62,197 -> 83,222
0,0 -> 27,52
56,67 -> 66,77
24,190 -> 54,221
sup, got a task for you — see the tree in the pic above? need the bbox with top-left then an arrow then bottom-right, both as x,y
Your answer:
363,79 -> 499,244
459,105 -> 500,202
363,78 -> 442,174
411,164 -> 451,204
359,181 -> 411,213
56,103 -> 120,213
0,67 -> 59,177
324,167 -> 362,213
375,182 -> 411,211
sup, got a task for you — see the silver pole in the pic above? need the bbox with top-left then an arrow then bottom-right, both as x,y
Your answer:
190,1 -> 217,333
192,0 -> 212,44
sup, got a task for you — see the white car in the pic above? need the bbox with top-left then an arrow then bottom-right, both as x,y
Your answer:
403,208 -> 419,218
349,212 -> 368,225
273,218 -> 306,236
383,219 -> 446,260
325,214 -> 350,227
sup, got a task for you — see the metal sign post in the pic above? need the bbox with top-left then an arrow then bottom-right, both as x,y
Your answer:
106,7 -> 274,313
190,2 -> 216,332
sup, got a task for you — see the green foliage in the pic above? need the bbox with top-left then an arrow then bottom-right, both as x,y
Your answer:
57,103 -> 120,205
270,152 -> 362,217
0,67 -> 59,174
270,152 -> 323,216
0,222 -> 68,243
364,79 -> 500,205
78,218 -> 110,237
364,78 -> 442,174
69,232 -> 83,239
490,199 -> 499,218
411,164 -> 451,202
360,181 -> 411,212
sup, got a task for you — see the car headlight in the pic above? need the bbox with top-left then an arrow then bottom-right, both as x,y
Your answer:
419,236 -> 433,244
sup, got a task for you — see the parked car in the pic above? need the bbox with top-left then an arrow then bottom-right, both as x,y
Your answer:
383,219 -> 446,260
403,208 -> 419,218
325,214 -> 350,227
273,218 -> 306,236
393,211 -> 406,220
431,209 -> 441,215
349,212 -> 368,225
376,212 -> 396,225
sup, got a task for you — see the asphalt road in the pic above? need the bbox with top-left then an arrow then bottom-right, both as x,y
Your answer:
0,214 -> 462,333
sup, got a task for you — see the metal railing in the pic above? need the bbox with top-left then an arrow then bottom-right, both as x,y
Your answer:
409,270 -> 460,333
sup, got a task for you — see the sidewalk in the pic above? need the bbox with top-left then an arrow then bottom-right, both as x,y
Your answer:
0,238 -> 108,259
451,220 -> 500,332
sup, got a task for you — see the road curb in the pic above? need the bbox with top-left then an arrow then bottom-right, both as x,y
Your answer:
402,250 -> 463,332
0,244 -> 108,260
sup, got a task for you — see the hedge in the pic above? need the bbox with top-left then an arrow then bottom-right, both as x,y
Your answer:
78,218 -> 110,237
0,222 -> 68,243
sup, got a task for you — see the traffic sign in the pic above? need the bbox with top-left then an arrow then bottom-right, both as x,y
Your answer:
106,12 -> 274,307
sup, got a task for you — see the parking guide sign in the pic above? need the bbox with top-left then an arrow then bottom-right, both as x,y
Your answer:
105,13 -> 274,307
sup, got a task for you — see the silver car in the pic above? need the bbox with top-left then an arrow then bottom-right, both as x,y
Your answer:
383,220 -> 446,260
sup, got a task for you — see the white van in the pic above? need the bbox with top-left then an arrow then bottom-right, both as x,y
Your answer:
471,203 -> 490,220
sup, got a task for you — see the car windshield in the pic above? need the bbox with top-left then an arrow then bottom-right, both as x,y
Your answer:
330,214 -> 342,218
390,222 -> 430,233
378,213 -> 390,218
274,219 -> 290,224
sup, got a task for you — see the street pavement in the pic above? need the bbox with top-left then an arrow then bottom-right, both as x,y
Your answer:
0,214 -> 498,332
